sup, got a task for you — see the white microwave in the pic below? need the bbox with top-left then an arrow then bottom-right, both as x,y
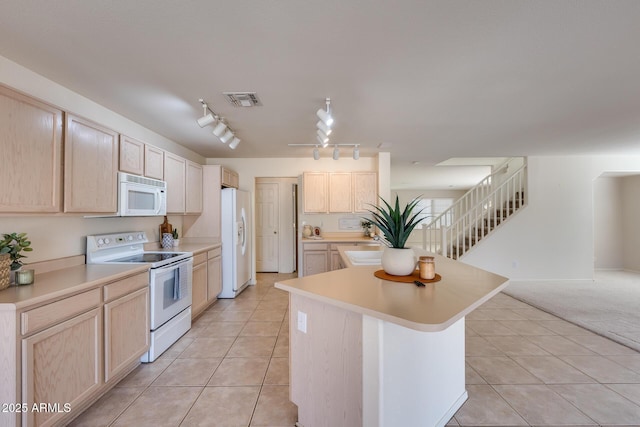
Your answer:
118,172 -> 167,216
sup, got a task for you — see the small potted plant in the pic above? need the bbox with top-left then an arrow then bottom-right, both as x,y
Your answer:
365,196 -> 423,276
172,228 -> 180,247
0,232 -> 33,284
361,220 -> 372,237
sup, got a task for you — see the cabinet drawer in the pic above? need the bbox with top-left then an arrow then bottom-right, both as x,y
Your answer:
103,272 -> 148,303
21,288 -> 101,336
194,252 -> 207,265
303,243 -> 328,251
208,246 -> 222,259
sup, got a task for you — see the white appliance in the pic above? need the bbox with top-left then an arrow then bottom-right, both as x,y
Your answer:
86,231 -> 192,362
118,172 -> 167,216
220,188 -> 252,298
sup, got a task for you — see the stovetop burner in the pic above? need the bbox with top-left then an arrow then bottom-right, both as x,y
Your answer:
109,252 -> 184,263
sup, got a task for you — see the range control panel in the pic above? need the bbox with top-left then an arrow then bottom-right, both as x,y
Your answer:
87,231 -> 149,251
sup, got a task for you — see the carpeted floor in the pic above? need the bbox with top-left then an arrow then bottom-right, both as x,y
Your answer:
503,270 -> 640,352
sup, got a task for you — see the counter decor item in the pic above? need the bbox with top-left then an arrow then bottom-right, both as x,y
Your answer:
172,228 -> 180,247
365,195 -> 424,276
361,220 -> 372,237
14,269 -> 35,286
313,226 -> 322,237
0,232 -> 33,285
374,269 -> 441,283
419,256 -> 436,280
162,233 -> 174,249
159,215 -> 172,236
302,224 -> 313,238
0,253 -> 10,290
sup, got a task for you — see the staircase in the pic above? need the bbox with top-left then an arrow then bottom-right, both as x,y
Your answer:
422,161 -> 527,259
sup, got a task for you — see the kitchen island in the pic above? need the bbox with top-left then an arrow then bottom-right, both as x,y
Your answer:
275,248 -> 509,427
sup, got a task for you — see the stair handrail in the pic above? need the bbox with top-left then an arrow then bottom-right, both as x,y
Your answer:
440,163 -> 527,258
421,158 -> 516,252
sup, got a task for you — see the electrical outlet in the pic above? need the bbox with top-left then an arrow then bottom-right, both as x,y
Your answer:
297,311 -> 307,333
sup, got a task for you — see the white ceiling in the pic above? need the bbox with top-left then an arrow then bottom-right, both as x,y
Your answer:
1,1 -> 640,189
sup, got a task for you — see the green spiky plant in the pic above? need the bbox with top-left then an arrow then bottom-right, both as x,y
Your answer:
0,232 -> 33,271
365,196 -> 424,249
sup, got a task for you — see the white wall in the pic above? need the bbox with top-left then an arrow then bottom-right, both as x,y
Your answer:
593,177 -> 624,270
462,155 -> 640,280
622,175 -> 640,272
0,54 -> 199,263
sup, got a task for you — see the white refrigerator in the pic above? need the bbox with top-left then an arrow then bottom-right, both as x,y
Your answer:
220,188 -> 252,298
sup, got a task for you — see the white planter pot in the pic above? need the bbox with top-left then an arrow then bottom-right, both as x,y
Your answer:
381,247 -> 417,276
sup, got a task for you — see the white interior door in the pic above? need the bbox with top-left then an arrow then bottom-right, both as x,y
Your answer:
256,182 -> 279,272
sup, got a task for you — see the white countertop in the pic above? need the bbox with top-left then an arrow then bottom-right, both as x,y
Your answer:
276,247 -> 509,332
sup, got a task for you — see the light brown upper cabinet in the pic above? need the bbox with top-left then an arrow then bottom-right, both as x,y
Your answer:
185,160 -> 203,214
64,114 -> 119,213
353,171 -> 378,212
303,171 -> 377,214
0,85 -> 63,213
164,152 -> 186,214
329,173 -> 353,213
221,166 -> 239,188
119,135 -> 145,176
144,144 -> 164,179
303,172 -> 329,213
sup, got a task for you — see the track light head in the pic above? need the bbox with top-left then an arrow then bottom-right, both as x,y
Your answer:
317,129 -> 329,143
333,145 -> 339,160
317,108 -> 333,127
313,146 -> 320,160
220,129 -> 234,144
229,137 -> 241,149
197,102 -> 216,127
212,121 -> 227,137
316,120 -> 332,136
353,145 -> 360,160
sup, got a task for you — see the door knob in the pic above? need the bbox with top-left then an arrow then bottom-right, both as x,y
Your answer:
273,231 -> 277,234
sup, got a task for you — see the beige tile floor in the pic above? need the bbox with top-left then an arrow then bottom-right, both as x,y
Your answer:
70,273 -> 640,426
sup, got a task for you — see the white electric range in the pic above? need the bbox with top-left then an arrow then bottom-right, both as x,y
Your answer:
86,231 -> 193,362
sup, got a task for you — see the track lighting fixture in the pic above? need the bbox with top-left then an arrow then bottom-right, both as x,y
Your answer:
333,145 -> 340,160
196,99 -> 242,149
316,98 -> 334,127
313,146 -> 320,160
353,145 -> 360,160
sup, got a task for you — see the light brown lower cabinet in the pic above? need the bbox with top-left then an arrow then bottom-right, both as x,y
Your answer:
191,246 -> 222,319
22,308 -> 102,427
0,271 -> 150,427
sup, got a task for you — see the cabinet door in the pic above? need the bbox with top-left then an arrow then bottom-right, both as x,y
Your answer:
353,172 -> 378,212
144,145 -> 164,179
303,172 -> 328,213
164,152 -> 186,214
119,135 -> 144,175
0,86 -> 63,213
64,114 -> 119,213
104,287 -> 149,382
329,173 -> 352,213
185,161 -> 203,214
330,251 -> 342,271
303,251 -> 328,276
191,261 -> 208,318
207,256 -> 222,301
221,167 -> 239,189
22,308 -> 102,427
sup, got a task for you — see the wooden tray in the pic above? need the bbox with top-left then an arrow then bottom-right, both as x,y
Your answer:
374,269 -> 442,283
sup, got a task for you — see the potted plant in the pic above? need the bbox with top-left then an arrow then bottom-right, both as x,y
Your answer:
172,228 -> 180,247
0,233 -> 33,284
365,196 -> 424,276
360,220 -> 372,237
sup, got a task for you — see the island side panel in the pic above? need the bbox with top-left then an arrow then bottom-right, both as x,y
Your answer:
379,317 -> 467,427
290,293 -> 363,427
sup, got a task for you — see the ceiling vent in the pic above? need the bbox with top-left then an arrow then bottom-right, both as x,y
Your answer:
223,92 -> 262,107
